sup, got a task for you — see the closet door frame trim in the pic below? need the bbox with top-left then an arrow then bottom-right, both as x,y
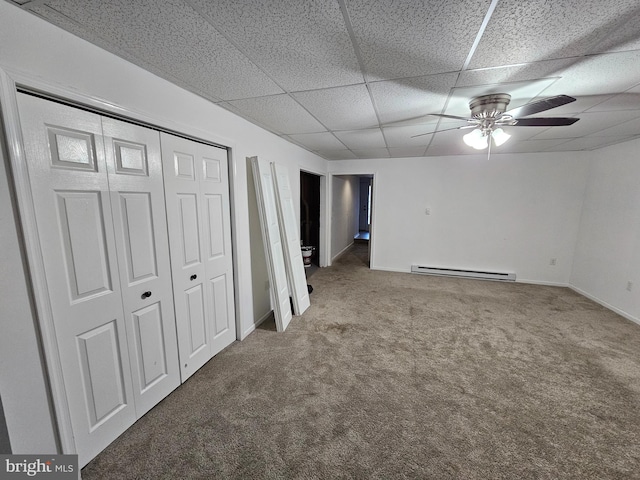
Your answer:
0,66 -> 241,455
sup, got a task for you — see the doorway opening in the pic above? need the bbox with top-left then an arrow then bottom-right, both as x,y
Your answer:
355,176 -> 372,243
300,170 -> 321,275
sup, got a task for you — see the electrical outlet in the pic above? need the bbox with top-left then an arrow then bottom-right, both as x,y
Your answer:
550,258 -> 557,266
425,207 -> 431,216
627,281 -> 633,292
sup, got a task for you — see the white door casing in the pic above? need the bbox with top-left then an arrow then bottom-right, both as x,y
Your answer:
161,133 -> 236,381
271,163 -> 310,316
102,118 -> 180,416
250,157 -> 292,332
17,94 -> 137,464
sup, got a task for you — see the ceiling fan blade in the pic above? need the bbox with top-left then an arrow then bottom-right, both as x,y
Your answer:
410,125 -> 475,138
504,95 -> 576,118
427,113 -> 471,121
514,117 -> 579,127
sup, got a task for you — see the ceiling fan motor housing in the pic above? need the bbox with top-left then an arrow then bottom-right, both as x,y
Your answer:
469,93 -> 511,119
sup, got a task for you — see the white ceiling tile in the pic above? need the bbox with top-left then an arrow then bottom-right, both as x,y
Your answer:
33,0 -> 284,100
445,78 -> 558,117
352,148 -> 390,159
529,51 -> 640,114
592,116 -> 640,137
457,59 -> 577,88
345,0 -> 493,80
316,150 -> 359,160
228,95 -> 326,134
426,128 -> 477,156
546,136 -> 638,152
382,125 -> 437,147
333,129 -> 386,150
531,111 -> 640,140
469,0 -> 640,69
292,85 -> 378,130
369,73 -> 458,126
497,138 -> 571,154
287,132 -> 345,151
187,0 -> 363,91
388,146 -> 428,157
587,84 -> 640,112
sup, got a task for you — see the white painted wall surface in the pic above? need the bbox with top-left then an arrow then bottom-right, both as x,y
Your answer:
331,175 -> 360,262
329,153 -> 589,285
570,139 -> 640,323
0,1 -> 326,453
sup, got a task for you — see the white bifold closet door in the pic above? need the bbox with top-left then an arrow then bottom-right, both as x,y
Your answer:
271,163 -> 310,316
161,133 -> 236,381
251,157 -> 293,332
17,93 -> 180,465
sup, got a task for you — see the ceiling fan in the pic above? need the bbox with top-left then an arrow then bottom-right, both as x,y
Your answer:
414,94 -> 580,151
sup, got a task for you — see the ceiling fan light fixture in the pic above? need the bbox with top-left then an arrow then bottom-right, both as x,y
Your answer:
463,128 -> 488,150
491,128 -> 511,147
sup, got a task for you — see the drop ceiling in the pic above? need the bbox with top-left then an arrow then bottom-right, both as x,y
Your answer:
9,0 -> 640,160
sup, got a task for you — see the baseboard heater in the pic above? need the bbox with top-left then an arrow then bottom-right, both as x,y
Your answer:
411,265 -> 516,282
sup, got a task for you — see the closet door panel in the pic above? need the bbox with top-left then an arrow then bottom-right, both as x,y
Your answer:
161,133 -> 236,381
102,118 -> 180,416
160,133 -> 210,381
17,93 -> 136,465
200,145 -> 236,352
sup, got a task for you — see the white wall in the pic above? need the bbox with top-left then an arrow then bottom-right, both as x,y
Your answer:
330,175 -> 360,261
330,153 -> 589,284
0,1 -> 326,454
571,138 -> 640,323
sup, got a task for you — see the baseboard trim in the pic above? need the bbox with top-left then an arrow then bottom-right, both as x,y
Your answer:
241,310 -> 273,340
516,279 -> 569,287
569,286 -> 640,326
331,241 -> 354,264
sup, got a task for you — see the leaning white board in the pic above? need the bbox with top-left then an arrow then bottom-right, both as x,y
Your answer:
271,162 -> 310,315
251,157 -> 293,332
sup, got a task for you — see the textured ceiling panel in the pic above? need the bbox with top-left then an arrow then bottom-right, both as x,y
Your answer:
287,132 -> 346,151
316,149 -> 359,160
33,0 -> 284,100
531,111 -> 640,140
587,84 -> 640,112
382,125 -> 436,147
227,95 -> 326,134
187,0 -> 363,92
292,85 -> 378,131
445,78 -> 558,117
345,0 -> 492,80
548,136 -> 637,152
345,0 -> 490,80
369,73 -> 458,126
457,59 -> 576,88
352,147 -> 390,159
469,0 -> 640,69
388,146 -> 428,157
11,0 -> 640,159
333,129 -> 386,150
497,138 -> 572,154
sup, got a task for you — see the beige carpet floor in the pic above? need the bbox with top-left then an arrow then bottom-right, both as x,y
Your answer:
82,244 -> 640,479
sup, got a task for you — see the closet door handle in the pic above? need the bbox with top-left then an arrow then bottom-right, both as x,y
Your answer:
190,274 -> 197,281
141,291 -> 152,299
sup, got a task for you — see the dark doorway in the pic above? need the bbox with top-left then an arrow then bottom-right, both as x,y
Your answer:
300,171 -> 320,267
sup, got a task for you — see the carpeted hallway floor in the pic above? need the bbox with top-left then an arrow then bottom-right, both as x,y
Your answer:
82,244 -> 640,479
